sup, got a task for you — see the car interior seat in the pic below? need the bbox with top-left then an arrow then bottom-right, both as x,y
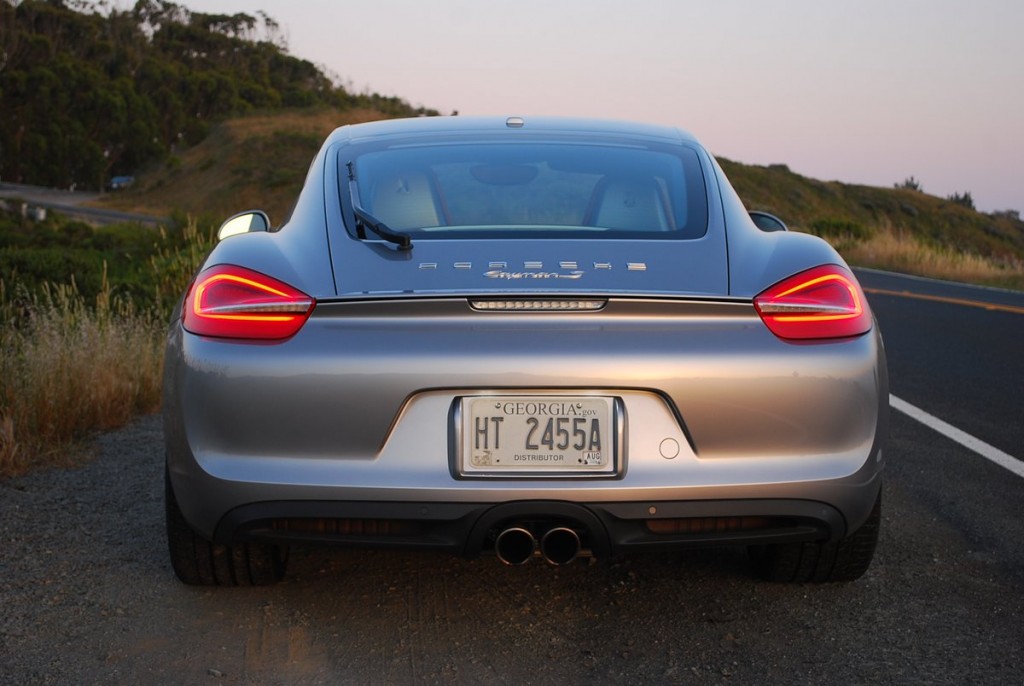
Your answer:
368,171 -> 442,230
585,176 -> 673,231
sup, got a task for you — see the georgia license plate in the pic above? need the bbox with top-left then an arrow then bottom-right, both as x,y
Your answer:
459,396 -> 618,476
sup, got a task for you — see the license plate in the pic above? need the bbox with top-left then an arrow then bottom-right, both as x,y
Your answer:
459,396 -> 617,476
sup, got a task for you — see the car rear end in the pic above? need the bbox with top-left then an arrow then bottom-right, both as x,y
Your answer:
164,117 -> 886,581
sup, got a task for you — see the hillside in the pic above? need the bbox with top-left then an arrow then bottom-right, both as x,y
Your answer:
720,159 -> 1024,266
95,107 -> 389,222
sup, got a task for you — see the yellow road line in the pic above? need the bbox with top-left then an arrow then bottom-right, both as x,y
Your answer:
864,288 -> 1024,315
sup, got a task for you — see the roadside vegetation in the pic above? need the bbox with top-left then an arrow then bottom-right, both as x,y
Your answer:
0,215 -> 212,477
816,220 -> 1023,290
721,159 -> 1024,290
0,277 -> 162,475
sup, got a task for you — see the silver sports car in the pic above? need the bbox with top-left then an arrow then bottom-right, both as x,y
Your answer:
163,116 -> 887,585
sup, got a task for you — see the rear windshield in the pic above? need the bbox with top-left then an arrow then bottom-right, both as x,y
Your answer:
343,140 -> 708,240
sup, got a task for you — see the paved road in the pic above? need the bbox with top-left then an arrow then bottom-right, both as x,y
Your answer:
0,182 -> 166,227
1,270 -> 1022,684
857,268 -> 1024,459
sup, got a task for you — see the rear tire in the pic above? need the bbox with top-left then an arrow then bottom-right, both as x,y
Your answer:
165,470 -> 286,586
750,488 -> 881,583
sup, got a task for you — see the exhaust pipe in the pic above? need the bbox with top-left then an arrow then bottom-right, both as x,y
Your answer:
495,527 -> 536,565
540,527 -> 581,566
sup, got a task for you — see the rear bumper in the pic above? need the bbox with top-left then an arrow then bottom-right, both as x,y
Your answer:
165,382 -> 886,547
212,491 -> 878,558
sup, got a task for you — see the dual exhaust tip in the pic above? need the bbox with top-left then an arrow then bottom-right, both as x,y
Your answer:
495,526 -> 581,566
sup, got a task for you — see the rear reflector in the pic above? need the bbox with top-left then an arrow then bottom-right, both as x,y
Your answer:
183,265 -> 314,341
754,265 -> 871,340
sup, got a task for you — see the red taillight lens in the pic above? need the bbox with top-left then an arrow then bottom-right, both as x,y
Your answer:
754,265 -> 871,340
182,265 -> 315,341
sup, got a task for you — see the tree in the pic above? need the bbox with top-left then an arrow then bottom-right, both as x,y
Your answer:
0,0 -> 439,190
895,176 -> 923,192
947,191 -> 975,210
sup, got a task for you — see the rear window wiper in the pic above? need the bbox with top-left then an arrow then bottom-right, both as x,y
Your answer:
346,163 -> 412,251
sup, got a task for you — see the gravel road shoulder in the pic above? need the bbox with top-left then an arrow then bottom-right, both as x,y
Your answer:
1,412 -> 1022,685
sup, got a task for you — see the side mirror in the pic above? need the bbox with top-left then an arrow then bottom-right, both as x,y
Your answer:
749,211 -> 788,232
217,210 -> 270,241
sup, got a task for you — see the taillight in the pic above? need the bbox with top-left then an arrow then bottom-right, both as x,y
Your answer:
182,265 -> 315,341
754,265 -> 871,340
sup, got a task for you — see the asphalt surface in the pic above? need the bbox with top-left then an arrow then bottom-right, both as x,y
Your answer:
856,268 -> 1024,458
1,269 -> 1022,684
0,183 -> 166,227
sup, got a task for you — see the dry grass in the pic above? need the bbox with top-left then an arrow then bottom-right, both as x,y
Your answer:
0,270 -> 165,478
94,107 -> 394,222
831,223 -> 1024,290
0,218 -> 209,478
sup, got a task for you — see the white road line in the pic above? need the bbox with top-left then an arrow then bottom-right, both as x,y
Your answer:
890,394 -> 1024,479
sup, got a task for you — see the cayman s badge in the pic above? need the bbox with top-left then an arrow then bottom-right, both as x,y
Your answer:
484,270 -> 584,280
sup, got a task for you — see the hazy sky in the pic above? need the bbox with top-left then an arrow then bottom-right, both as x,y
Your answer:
186,0 -> 1023,212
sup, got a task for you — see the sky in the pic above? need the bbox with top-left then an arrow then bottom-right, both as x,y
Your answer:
183,0 -> 1023,212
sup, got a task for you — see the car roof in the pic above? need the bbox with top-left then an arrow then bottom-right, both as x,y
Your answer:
326,115 -> 701,147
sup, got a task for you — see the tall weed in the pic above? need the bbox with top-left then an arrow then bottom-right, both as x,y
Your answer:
0,220 -> 211,477
150,220 -> 216,314
839,221 -> 1024,289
